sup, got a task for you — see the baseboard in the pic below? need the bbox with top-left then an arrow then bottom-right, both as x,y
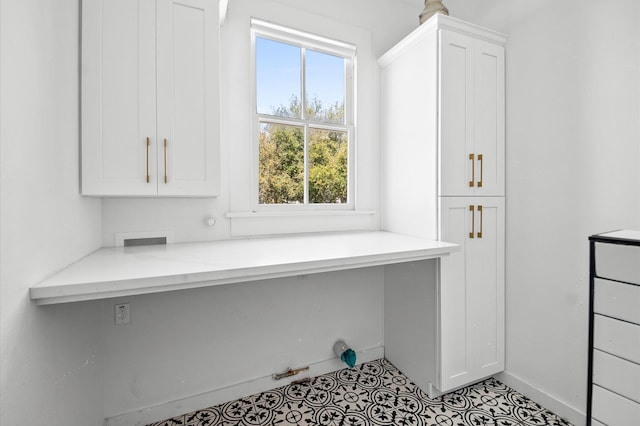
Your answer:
105,346 -> 384,426
496,371 -> 586,426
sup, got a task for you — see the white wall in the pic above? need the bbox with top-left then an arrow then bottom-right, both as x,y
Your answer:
0,1 -> 103,425
102,268 -> 384,419
440,0 -> 640,422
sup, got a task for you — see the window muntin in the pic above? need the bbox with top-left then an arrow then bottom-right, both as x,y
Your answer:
252,19 -> 355,209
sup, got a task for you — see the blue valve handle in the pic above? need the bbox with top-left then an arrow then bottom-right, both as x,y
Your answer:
340,348 -> 356,368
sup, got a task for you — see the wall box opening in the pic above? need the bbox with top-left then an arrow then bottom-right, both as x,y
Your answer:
114,231 -> 175,247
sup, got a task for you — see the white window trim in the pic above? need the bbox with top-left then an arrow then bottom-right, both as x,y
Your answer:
250,18 -> 357,212
251,18 -> 356,62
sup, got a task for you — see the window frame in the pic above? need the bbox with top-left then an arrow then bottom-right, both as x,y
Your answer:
250,18 -> 356,212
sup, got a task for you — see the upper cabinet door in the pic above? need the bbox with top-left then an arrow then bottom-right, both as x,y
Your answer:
81,0 -> 220,197
439,30 -> 505,197
82,0 -> 157,196
156,0 -> 220,197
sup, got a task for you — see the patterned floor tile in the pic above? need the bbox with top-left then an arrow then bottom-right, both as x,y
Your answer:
148,359 -> 573,426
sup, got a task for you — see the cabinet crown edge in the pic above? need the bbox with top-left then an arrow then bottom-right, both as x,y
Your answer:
378,14 -> 507,67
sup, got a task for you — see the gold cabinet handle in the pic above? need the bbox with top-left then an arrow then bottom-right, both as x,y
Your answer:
146,137 -> 150,183
477,205 -> 483,238
469,205 -> 475,239
478,154 -> 483,188
469,153 -> 475,187
163,138 -> 168,184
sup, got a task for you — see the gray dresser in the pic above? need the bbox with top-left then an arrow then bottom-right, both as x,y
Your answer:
588,230 -> 640,425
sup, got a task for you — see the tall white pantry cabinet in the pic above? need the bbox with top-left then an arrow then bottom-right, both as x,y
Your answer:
380,14 -> 507,395
81,0 -> 221,197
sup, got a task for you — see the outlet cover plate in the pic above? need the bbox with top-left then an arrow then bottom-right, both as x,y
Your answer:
115,303 -> 130,325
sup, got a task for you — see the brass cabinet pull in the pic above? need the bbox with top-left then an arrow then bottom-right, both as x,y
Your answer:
163,138 -> 168,184
477,205 -> 483,238
146,137 -> 150,183
478,154 -> 484,188
469,153 -> 475,187
469,205 -> 475,239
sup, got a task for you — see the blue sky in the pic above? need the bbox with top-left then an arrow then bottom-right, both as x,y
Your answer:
256,37 -> 344,116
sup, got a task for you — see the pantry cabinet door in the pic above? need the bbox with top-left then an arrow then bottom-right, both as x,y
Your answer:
439,30 -> 475,197
438,196 -> 504,391
156,0 -> 220,197
473,40 -> 505,196
439,31 -> 505,198
466,197 -> 505,379
438,197 -> 473,391
81,0 -> 157,196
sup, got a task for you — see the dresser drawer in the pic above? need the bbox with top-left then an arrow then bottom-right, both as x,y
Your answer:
595,241 -> 640,284
594,315 -> 640,364
592,385 -> 640,426
593,349 -> 640,403
594,278 -> 640,325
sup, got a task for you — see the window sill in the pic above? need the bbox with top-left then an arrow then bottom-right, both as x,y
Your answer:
30,231 -> 457,305
226,209 -> 378,237
226,209 -> 375,218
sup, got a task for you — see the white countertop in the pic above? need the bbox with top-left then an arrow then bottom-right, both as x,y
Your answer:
595,229 -> 640,242
30,231 -> 458,305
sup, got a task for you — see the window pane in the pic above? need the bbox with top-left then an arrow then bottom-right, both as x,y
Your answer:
256,37 -> 301,118
259,123 -> 304,204
305,50 -> 345,124
308,128 -> 348,204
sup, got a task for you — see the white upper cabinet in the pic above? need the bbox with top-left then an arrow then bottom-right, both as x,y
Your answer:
440,29 -> 505,197
81,0 -> 220,197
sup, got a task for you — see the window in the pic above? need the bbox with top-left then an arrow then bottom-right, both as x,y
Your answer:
251,19 -> 355,209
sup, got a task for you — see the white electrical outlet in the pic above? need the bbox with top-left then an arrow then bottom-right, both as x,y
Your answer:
115,303 -> 130,325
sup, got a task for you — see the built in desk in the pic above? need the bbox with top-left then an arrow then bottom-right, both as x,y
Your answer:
30,231 -> 458,305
